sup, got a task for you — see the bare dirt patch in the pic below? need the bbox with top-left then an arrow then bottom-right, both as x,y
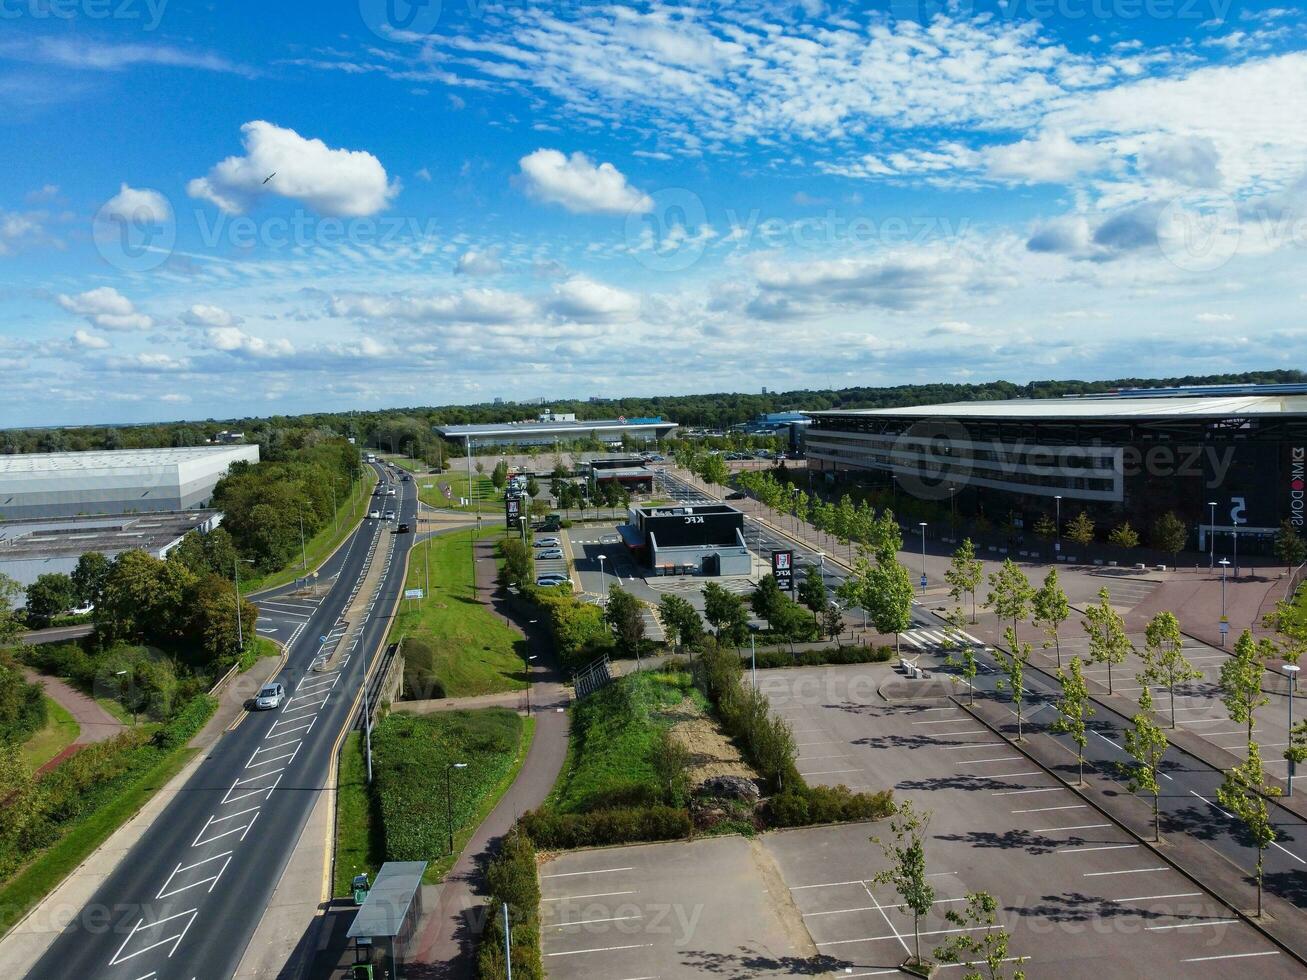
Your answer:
667,700 -> 757,784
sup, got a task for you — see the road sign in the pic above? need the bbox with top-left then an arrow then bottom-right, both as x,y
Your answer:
1219,620 -> 1230,634
920,574 -> 928,589
772,550 -> 794,591
505,495 -> 523,530
404,588 -> 424,599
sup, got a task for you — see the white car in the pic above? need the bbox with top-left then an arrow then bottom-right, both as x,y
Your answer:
253,683 -> 285,710
537,549 -> 564,560
369,510 -> 381,519
534,537 -> 560,548
536,574 -> 569,587
383,510 -> 396,520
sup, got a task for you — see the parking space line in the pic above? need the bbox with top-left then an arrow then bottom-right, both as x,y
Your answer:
940,743 -> 1006,752
926,730 -> 987,738
1182,951 -> 1281,963
1012,804 -> 1085,814
799,768 -> 861,775
791,878 -> 867,890
817,924 -> 992,947
544,943 -> 653,957
993,787 -> 1060,797
555,914 -> 644,927
1084,867 -> 1168,877
911,718 -> 965,726
954,757 -> 1022,765
1144,918 -> 1237,931
1057,844 -> 1138,854
540,867 -> 635,879
542,891 -> 636,902
1031,823 -> 1112,833
1111,892 -> 1201,903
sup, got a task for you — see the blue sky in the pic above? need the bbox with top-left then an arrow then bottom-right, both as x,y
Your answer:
2,0 -> 1306,425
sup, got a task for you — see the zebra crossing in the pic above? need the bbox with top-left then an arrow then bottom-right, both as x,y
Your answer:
899,625 -> 989,651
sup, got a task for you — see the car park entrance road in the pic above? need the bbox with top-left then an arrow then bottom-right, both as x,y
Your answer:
24,464 -> 418,980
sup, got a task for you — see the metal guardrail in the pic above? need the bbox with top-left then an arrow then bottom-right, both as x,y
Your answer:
572,654 -> 612,700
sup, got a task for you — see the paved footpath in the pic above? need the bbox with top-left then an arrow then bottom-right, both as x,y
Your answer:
408,534 -> 572,979
22,666 -> 123,745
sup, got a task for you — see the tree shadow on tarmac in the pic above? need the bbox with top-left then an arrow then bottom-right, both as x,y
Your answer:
895,774 -> 1016,793
1263,869 -> 1307,904
679,948 -> 859,978
933,827 -> 1067,855
1006,891 -> 1171,923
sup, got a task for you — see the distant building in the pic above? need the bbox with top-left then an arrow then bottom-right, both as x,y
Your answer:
0,445 -> 258,520
209,430 -> 246,444
434,414 -> 677,448
619,503 -> 751,576
735,411 -> 812,450
0,511 -> 222,587
584,456 -> 655,493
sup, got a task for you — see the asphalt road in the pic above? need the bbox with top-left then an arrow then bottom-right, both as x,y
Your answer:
24,462 -> 418,980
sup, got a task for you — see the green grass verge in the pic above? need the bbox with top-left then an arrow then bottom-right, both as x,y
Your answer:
391,527 -> 526,697
359,709 -> 531,886
0,743 -> 199,940
550,671 -> 704,814
20,697 -> 80,770
333,731 -> 382,898
418,470 -> 501,512
241,476 -> 374,595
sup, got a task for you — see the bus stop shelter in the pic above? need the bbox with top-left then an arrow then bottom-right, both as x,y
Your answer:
346,861 -> 428,978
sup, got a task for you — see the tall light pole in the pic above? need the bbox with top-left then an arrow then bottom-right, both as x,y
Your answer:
232,556 -> 254,651
1233,524 -> 1239,580
1207,501 -> 1217,571
1054,495 -> 1062,554
949,486 -> 957,535
1219,558 -> 1230,647
1284,664 -> 1300,797
598,554 -> 607,596
445,761 -> 468,853
918,522 -> 928,593
297,502 -> 307,577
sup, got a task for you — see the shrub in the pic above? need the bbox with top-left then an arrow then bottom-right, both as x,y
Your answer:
747,645 -> 894,670
0,655 -> 47,744
152,694 -> 218,749
478,828 -> 543,980
519,806 -> 692,849
764,784 -> 894,828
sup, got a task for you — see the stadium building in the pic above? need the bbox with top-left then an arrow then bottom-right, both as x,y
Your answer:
805,384 -> 1307,554
434,410 -> 677,448
0,445 -> 259,520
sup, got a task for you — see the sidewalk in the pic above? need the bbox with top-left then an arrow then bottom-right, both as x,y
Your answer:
22,667 -> 122,745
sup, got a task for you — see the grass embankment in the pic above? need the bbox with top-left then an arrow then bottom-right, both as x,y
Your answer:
241,475 -> 374,595
333,709 -> 533,892
551,670 -> 703,813
418,470 -> 499,513
391,527 -> 526,697
20,698 -> 79,769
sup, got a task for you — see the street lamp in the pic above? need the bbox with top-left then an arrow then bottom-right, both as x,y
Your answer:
232,557 -> 255,652
918,522 -> 928,593
297,502 -> 308,577
598,554 -> 608,596
525,619 -> 539,715
1284,664 -> 1300,797
445,762 -> 468,853
115,669 -> 136,725
1207,501 -> 1217,571
1054,495 -> 1062,554
1218,558 -> 1230,647
949,486 -> 957,535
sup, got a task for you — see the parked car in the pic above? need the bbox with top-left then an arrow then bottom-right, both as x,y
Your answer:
536,574 -> 569,587
537,549 -> 564,560
534,537 -> 561,548
725,491 -> 746,500
253,683 -> 285,710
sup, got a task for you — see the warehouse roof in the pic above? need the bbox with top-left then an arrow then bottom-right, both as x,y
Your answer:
434,418 -> 676,437
0,446 -> 253,474
0,511 -> 220,558
808,394 -> 1307,422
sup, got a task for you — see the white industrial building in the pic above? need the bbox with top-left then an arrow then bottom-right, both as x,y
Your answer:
0,445 -> 259,520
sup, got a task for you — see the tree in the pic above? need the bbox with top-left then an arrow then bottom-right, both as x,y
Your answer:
24,573 -> 78,628
702,582 -> 749,645
499,538 -> 532,590
872,801 -> 935,971
1140,611 -> 1201,728
71,551 -> 111,609
996,628 -> 1033,740
943,608 -> 979,706
1273,518 -> 1307,574
1220,629 -> 1272,743
1124,687 -> 1169,842
526,476 -> 540,500
819,603 -> 845,644
985,558 -> 1034,644
798,563 -> 827,622
1051,656 -> 1093,785
653,728 -> 691,806
191,574 -> 258,665
1082,588 -> 1131,695
1032,568 -> 1070,668
1108,521 -> 1140,550
699,453 -> 729,487
1217,740 -> 1280,917
1151,512 -> 1188,564
934,892 -> 1026,980
657,594 -> 703,655
1032,513 -> 1057,541
604,586 -> 647,666
750,574 -> 786,631
1065,510 -> 1096,548
945,538 -> 983,624
867,553 -> 914,655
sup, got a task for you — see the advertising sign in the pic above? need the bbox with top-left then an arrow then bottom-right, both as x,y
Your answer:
505,495 -> 523,530
772,549 -> 794,591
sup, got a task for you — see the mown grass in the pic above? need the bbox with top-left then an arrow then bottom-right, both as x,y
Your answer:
550,671 -> 704,814
418,470 -> 500,512
367,709 -> 531,885
390,527 -> 526,697
20,697 -> 79,770
333,731 -> 382,897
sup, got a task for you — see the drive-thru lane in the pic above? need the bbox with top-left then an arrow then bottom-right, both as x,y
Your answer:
25,463 -> 417,980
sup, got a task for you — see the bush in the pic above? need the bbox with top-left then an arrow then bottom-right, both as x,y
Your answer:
764,784 -> 894,828
478,828 -> 543,980
0,655 -> 47,744
519,806 -> 692,849
152,695 -> 218,749
747,645 -> 894,670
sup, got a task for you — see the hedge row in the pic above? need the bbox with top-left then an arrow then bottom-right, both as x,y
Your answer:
477,829 -> 543,980
0,655 -> 47,745
519,805 -> 693,849
153,694 -> 218,749
747,644 -> 895,670
765,784 -> 895,827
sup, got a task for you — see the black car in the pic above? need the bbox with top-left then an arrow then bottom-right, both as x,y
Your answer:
396,522 -> 410,533
725,491 -> 747,500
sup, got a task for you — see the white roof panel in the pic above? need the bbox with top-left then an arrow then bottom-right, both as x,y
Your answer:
808,395 -> 1307,421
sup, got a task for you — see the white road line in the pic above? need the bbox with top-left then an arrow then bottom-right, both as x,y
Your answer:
222,771 -> 282,806
1091,730 -> 1123,750
540,867 -> 635,879
799,768 -> 861,775
544,944 -> 653,957
155,851 -> 233,899
1182,951 -> 1280,963
108,908 -> 198,966
1111,892 -> 1201,903
268,716 -> 316,738
1057,844 -> 1138,854
927,730 -> 987,738
1031,823 -> 1112,834
542,891 -> 637,902
1012,805 -> 1086,814
1144,919 -> 1238,931
993,787 -> 1060,797
940,743 -> 1006,752
818,925 -> 993,947
954,757 -> 1022,765
791,878 -> 867,890
555,914 -> 644,927
859,879 -> 911,958
1083,867 -> 1168,877
911,719 -> 966,726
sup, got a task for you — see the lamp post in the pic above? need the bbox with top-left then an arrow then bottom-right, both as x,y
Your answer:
445,762 -> 468,853
297,502 -> 308,577
1054,495 -> 1062,554
1219,558 -> 1230,647
1233,524 -> 1239,580
232,556 -> 255,652
115,669 -> 136,725
918,522 -> 928,593
525,619 -> 539,715
1284,664 -> 1300,797
598,554 -> 607,597
949,486 -> 957,535
1207,501 -> 1217,571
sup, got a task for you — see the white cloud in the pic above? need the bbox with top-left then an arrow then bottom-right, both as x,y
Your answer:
160,393 -> 191,403
101,183 -> 172,224
188,121 -> 399,217
547,276 -> 639,322
329,288 -> 536,324
454,248 -> 504,276
205,326 -> 293,357
72,328 -> 110,350
1195,312 -> 1235,322
182,303 -> 238,327
57,287 -> 153,331
0,36 -> 251,74
519,149 -> 652,215
985,130 -> 1108,185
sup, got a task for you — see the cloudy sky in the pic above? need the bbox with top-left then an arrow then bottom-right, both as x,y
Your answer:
2,0 -> 1306,425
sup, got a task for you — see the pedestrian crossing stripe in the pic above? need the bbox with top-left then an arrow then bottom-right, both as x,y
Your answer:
901,628 -> 986,650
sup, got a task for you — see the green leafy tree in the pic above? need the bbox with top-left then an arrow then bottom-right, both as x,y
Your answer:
71,551 -> 111,608
1032,513 -> 1057,541
1217,741 -> 1281,917
798,563 -> 827,622
499,538 -> 532,590
657,594 -> 703,655
1151,512 -> 1188,564
997,627 -> 1033,740
1140,611 -> 1202,728
699,453 -> 729,487
872,801 -> 935,971
943,608 -> 979,706
1273,518 -> 1307,574
1065,510 -> 1096,548
946,538 -> 983,624
0,573 -> 24,646
867,553 -> 914,655
1124,687 -> 1169,841
1032,567 -> 1070,668
1108,521 -> 1140,549
986,558 -> 1034,644
1082,588 -> 1132,695
24,573 -> 78,628
1051,656 -> 1093,785
604,585 -> 647,665
819,602 -> 845,644
871,508 -> 903,560
750,574 -> 787,631
1220,629 -> 1272,743
934,892 -> 1026,980
702,581 -> 750,646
